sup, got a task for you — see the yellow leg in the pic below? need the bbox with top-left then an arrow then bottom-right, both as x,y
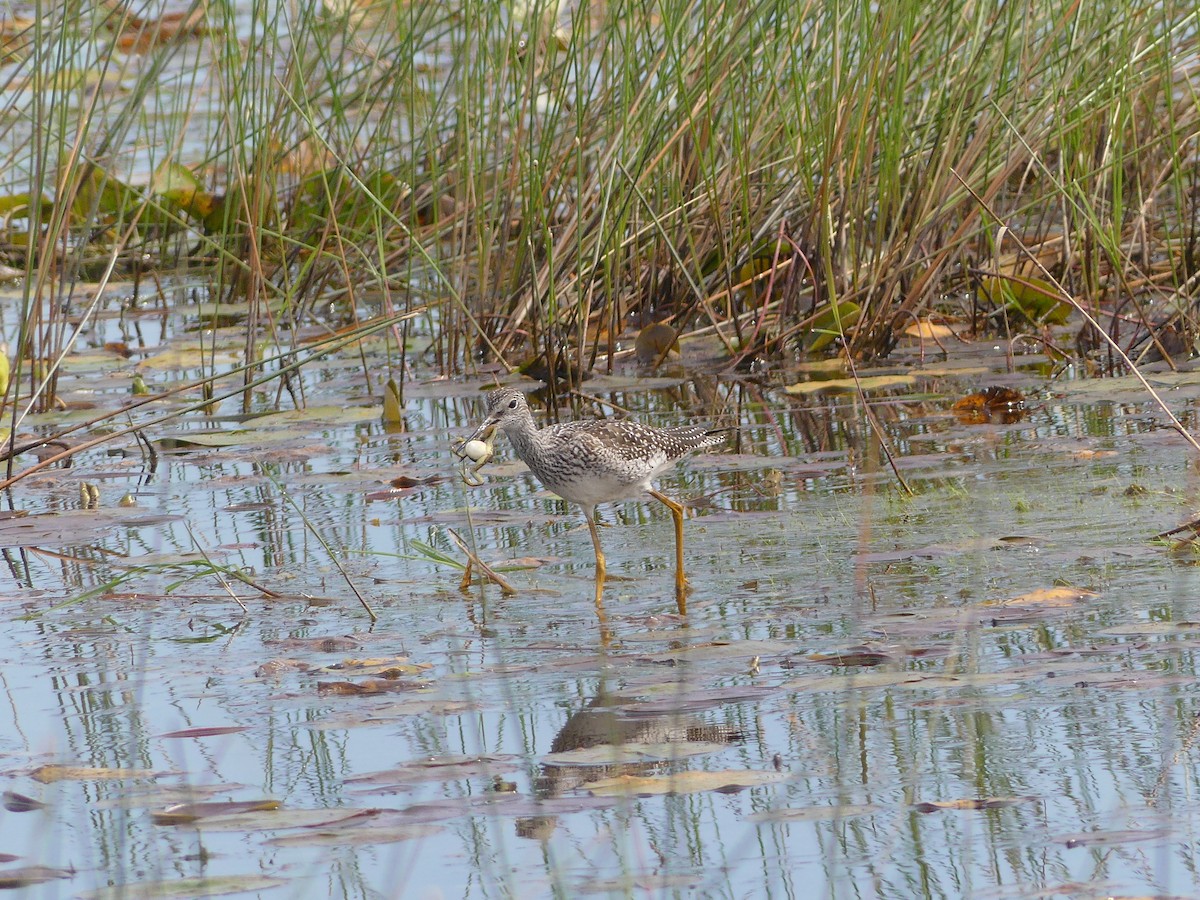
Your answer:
648,489 -> 688,615
585,507 -> 607,604
594,593 -> 612,646
584,508 -> 613,643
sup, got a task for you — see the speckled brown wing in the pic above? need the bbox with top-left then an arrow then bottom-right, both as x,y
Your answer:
545,420 -> 718,464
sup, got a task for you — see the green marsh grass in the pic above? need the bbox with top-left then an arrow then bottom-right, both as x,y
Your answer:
0,0 -> 1197,430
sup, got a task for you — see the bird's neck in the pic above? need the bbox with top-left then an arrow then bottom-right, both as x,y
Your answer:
503,415 -> 542,463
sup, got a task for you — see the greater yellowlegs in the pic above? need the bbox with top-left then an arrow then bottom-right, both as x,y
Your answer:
461,387 -> 723,613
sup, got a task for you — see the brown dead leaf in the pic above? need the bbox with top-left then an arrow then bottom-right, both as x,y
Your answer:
158,726 -> 250,739
0,866 -> 74,889
186,808 -> 370,832
278,136 -> 342,177
30,764 -> 160,783
325,657 -> 431,677
388,474 -> 440,490
952,386 -> 1026,425
806,647 -> 894,667
902,320 -> 956,339
987,587 -> 1098,608
501,556 -> 549,569
0,16 -> 34,60
784,374 -> 914,395
0,15 -> 36,37
3,790 -> 46,812
255,658 -> 312,676
635,322 -> 679,367
113,6 -> 206,52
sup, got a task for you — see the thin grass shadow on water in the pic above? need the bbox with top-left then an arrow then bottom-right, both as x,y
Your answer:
2,0 -> 1200,891
2,359 -> 1200,895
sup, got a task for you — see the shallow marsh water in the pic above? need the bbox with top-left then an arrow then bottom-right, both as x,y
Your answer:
1,0 -> 1198,893
4,313 -> 1200,898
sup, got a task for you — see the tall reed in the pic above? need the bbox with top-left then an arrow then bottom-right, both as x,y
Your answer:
0,0 -> 1195,417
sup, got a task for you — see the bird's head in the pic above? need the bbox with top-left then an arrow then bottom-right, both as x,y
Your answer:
465,387 -> 533,442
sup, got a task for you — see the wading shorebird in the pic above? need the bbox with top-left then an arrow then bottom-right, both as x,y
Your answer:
457,387 -> 724,614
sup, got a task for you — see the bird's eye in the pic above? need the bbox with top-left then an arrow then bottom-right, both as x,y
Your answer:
508,399 -> 518,409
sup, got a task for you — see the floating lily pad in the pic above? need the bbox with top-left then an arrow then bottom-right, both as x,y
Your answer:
0,509 -> 184,550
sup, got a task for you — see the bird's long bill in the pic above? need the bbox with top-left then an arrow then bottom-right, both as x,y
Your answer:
464,417 -> 499,444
